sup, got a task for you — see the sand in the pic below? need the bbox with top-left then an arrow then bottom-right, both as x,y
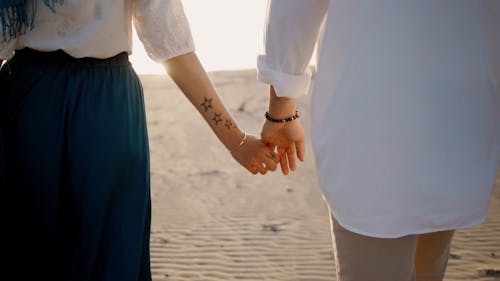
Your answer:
141,70 -> 500,281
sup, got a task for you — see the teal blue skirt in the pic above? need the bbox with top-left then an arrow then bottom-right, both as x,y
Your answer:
0,49 -> 152,281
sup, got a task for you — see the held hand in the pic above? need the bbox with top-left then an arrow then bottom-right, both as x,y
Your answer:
231,134 -> 279,175
261,120 -> 305,175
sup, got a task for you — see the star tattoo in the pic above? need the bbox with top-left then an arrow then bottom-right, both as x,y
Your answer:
212,112 -> 222,125
224,119 -> 233,129
201,97 -> 213,112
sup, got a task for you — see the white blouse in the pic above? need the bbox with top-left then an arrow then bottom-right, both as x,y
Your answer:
0,0 -> 195,61
258,0 -> 500,238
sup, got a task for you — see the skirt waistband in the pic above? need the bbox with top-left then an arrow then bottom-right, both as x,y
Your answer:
12,48 -> 130,68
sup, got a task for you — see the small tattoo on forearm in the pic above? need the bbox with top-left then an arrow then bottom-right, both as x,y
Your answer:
201,97 -> 213,112
224,120 -> 233,129
212,112 -> 222,125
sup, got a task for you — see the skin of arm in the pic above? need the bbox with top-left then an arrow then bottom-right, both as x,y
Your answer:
261,86 -> 305,175
268,85 -> 297,118
163,52 -> 278,175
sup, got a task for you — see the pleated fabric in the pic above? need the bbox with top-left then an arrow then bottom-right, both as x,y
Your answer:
0,48 -> 152,281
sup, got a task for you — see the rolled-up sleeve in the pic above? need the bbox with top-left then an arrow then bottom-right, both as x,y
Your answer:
133,0 -> 195,62
258,0 -> 328,98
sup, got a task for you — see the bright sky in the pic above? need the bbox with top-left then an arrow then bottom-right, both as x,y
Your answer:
130,0 -> 267,74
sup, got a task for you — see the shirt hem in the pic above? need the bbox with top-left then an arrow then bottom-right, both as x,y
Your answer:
330,210 -> 489,239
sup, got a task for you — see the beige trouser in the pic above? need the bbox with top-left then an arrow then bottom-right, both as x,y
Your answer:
331,216 -> 455,281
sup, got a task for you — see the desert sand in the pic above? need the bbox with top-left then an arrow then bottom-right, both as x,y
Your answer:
141,70 -> 500,281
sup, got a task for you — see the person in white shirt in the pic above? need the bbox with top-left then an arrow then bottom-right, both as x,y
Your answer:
258,1 -> 500,280
0,1 -> 278,280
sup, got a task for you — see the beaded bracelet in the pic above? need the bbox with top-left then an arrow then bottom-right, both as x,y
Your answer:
265,111 -> 300,123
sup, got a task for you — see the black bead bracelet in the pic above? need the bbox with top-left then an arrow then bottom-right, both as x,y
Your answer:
265,111 -> 300,123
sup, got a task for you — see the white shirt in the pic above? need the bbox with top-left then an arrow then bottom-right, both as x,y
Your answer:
0,0 -> 195,61
258,0 -> 500,238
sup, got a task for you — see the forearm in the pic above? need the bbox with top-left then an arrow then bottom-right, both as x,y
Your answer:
268,86 -> 297,118
164,52 -> 245,151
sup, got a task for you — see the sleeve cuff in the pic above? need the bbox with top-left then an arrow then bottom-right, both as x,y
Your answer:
257,55 -> 312,98
148,42 -> 196,62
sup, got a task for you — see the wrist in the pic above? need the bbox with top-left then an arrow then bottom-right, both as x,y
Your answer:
268,86 -> 297,118
265,110 -> 300,123
226,129 -> 247,153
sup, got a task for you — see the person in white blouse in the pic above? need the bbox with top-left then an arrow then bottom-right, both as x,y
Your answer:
0,1 -> 278,280
258,0 -> 500,280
